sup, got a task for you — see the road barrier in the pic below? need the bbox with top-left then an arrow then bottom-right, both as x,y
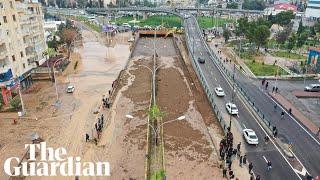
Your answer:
188,16 -> 277,134
184,19 -> 229,135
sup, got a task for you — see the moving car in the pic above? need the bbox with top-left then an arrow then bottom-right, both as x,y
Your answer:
198,57 -> 205,64
226,102 -> 238,115
215,87 -> 225,97
304,84 -> 320,92
243,129 -> 259,145
66,85 -> 75,93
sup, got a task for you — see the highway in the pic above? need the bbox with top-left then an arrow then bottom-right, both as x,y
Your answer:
184,16 -> 301,180
232,64 -> 320,177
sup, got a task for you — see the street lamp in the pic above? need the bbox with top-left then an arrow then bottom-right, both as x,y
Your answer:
125,114 -> 186,164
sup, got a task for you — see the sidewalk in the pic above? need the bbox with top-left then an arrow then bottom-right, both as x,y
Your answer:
269,92 -> 320,136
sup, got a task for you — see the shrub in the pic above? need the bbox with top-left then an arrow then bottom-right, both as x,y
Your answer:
10,97 -> 21,110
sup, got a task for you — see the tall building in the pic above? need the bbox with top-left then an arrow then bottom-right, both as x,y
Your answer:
305,0 -> 320,19
0,0 -> 46,105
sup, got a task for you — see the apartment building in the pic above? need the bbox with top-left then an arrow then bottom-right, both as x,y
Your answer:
0,0 -> 46,105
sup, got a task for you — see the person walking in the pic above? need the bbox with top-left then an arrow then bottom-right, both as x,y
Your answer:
248,162 -> 253,174
272,86 -> 275,93
256,175 -> 261,180
264,136 -> 269,144
222,167 -> 227,178
274,129 -> 278,138
237,142 -> 241,153
239,155 -> 243,167
267,160 -> 272,171
281,111 -> 285,119
85,133 -> 89,142
274,104 -> 277,111
243,155 -> 247,165
265,81 -> 269,90
275,87 -> 278,93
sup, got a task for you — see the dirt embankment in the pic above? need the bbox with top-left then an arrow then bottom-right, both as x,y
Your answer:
156,38 -> 224,179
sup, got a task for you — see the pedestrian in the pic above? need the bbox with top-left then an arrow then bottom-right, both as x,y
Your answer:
316,127 -> 320,137
237,142 -> 241,153
101,114 -> 104,121
267,161 -> 272,171
243,155 -> 247,165
264,136 -> 269,144
281,111 -> 285,119
265,81 -> 269,90
250,174 -> 254,180
109,90 -> 111,95
275,87 -> 278,93
274,129 -> 278,138
233,148 -> 237,156
228,160 -> 232,170
85,133 -> 89,142
272,86 -> 275,93
274,104 -> 277,111
288,108 -> 292,114
95,123 -> 98,131
239,155 -> 243,167
229,170 -> 234,179
222,167 -> 227,178
248,162 -> 253,174
256,175 -> 261,180
94,138 -> 98,145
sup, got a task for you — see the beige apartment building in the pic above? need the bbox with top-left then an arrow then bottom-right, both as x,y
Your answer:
0,0 -> 46,105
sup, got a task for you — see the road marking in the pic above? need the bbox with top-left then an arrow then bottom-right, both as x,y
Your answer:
262,155 -> 268,163
265,92 -> 320,146
208,54 -> 303,180
243,123 -> 246,129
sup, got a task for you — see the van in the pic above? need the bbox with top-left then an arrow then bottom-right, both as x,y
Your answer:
304,84 -> 320,92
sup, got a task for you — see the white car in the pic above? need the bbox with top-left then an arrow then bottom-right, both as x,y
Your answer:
215,87 -> 225,97
226,102 -> 238,115
67,85 -> 75,93
243,129 -> 259,145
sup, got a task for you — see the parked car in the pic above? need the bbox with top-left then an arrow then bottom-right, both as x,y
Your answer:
215,87 -> 225,97
198,57 -> 205,64
226,102 -> 238,115
243,129 -> 259,145
67,85 -> 75,93
304,84 -> 320,92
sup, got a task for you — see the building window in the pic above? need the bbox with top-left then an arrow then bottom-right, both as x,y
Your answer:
23,63 -> 26,69
12,55 -> 16,62
12,15 -> 16,21
20,51 -> 24,57
3,16 -> 7,23
9,1 -> 13,8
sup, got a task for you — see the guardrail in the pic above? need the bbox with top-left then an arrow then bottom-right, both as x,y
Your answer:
184,18 -> 229,135
191,15 -> 276,134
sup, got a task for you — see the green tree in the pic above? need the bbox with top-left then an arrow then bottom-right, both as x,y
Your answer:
236,17 -> 249,36
242,0 -> 266,10
253,25 -> 270,51
77,0 -> 87,8
274,11 -> 295,26
223,28 -> 232,42
287,34 -> 296,52
297,19 -> 304,35
226,2 -> 238,9
275,29 -> 290,45
297,31 -> 309,48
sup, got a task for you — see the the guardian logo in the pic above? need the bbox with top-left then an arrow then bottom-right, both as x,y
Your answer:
4,142 -> 110,176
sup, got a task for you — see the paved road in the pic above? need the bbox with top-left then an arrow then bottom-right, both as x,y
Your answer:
184,16 -> 301,180
211,42 -> 320,178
